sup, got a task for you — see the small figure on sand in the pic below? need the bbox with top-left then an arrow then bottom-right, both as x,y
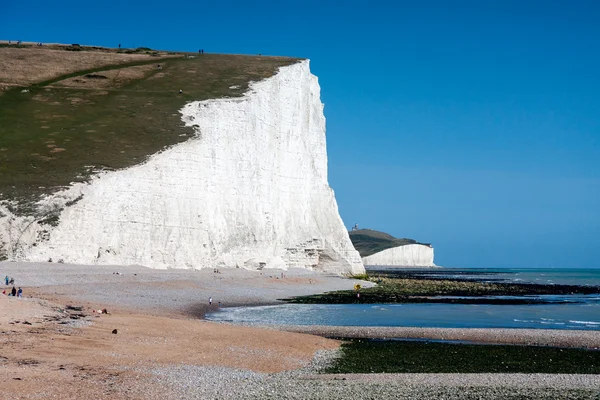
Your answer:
209,297 -> 213,306
17,287 -> 22,297
218,301 -> 222,307
9,277 -> 14,285
11,286 -> 16,297
4,275 -> 8,285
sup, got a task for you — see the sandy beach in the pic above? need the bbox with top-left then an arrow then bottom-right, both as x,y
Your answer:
1,261 -> 599,399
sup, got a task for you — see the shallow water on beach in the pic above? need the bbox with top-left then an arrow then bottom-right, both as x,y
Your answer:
389,267 -> 600,286
206,301 -> 600,330
207,268 -> 600,330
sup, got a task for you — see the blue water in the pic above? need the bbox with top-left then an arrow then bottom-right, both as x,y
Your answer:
376,267 -> 600,286
207,301 -> 600,331
206,268 -> 600,331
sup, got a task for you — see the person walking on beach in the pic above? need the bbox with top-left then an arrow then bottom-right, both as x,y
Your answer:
4,275 -> 8,285
17,288 -> 22,297
11,286 -> 16,297
209,297 -> 213,306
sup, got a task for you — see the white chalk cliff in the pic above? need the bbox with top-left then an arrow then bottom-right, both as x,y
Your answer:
0,60 -> 364,274
362,244 -> 435,267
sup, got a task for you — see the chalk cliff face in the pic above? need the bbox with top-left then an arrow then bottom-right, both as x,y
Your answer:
0,60 -> 364,274
361,244 -> 435,267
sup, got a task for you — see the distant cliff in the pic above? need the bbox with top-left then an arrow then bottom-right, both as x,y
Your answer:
349,229 -> 436,267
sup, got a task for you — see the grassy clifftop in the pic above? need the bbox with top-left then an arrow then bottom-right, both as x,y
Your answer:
0,43 -> 298,213
349,229 -> 430,258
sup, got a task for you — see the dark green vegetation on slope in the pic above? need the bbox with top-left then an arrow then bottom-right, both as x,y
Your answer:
284,271 -> 600,305
349,229 -> 430,257
324,340 -> 600,374
0,46 -> 297,212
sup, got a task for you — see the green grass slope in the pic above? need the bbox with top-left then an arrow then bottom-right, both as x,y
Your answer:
0,47 -> 298,214
349,229 -> 430,258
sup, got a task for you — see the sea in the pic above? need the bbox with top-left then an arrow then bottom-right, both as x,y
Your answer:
205,267 -> 600,331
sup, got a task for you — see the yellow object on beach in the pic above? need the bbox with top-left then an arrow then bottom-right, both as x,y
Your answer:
354,283 -> 361,291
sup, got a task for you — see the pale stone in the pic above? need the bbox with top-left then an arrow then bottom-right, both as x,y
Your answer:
0,60 -> 364,275
362,244 -> 436,267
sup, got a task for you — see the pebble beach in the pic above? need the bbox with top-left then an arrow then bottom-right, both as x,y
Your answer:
1,261 -> 599,399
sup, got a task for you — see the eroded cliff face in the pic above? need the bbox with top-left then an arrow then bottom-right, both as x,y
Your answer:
0,60 -> 364,274
361,244 -> 435,267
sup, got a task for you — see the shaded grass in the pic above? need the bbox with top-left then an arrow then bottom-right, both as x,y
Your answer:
0,53 -> 298,212
325,340 -> 600,374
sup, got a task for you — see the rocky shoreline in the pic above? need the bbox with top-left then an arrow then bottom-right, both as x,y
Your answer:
279,325 -> 600,349
284,269 -> 600,305
145,362 -> 600,400
2,261 -> 600,399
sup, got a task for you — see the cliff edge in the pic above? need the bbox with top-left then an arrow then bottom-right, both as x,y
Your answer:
1,59 -> 363,274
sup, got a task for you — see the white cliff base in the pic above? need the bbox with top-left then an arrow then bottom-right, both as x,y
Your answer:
362,244 -> 436,267
0,60 -> 364,275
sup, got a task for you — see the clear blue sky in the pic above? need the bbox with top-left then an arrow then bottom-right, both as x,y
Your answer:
2,1 -> 599,268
